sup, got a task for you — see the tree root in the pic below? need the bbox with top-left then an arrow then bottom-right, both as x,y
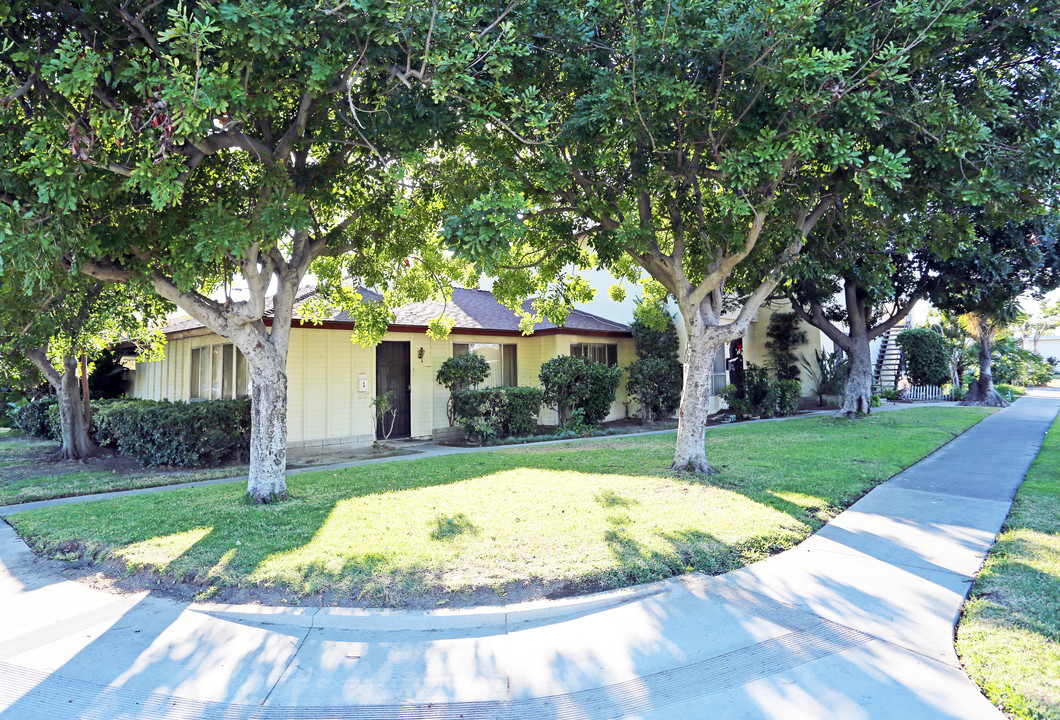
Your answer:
670,459 -> 718,475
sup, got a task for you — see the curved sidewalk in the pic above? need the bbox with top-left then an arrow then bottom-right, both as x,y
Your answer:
0,393 -> 1056,719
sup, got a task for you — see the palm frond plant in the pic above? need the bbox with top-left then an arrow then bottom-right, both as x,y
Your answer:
800,349 -> 848,406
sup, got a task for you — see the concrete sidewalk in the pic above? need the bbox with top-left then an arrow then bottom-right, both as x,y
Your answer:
0,393 -> 1055,719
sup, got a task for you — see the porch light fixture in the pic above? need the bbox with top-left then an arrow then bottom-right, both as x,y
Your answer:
418,347 -> 425,360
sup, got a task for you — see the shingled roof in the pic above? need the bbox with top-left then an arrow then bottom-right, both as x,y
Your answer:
159,287 -> 631,337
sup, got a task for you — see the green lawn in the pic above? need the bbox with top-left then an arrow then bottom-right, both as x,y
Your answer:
957,413 -> 1060,720
0,434 -> 244,506
7,407 -> 991,607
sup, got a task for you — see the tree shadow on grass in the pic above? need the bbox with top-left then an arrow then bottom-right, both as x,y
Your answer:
5,417 -> 956,609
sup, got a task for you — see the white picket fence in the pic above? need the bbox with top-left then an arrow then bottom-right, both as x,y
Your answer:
901,384 -> 957,401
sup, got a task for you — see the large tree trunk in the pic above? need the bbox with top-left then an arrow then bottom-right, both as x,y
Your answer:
247,357 -> 290,501
836,330 -> 873,417
961,332 -> 1009,407
791,276 -> 922,420
671,322 -> 720,474
25,350 -> 98,460
86,247 -> 307,503
55,356 -> 98,460
236,277 -> 299,503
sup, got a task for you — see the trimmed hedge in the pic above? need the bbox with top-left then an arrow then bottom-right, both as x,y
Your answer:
453,386 -> 543,442
100,398 -> 252,467
13,396 -> 251,467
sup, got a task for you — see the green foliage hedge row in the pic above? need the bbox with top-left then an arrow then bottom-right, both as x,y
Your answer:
97,399 -> 251,467
12,397 -> 251,467
539,355 -> 621,427
719,364 -> 801,418
452,387 -> 543,442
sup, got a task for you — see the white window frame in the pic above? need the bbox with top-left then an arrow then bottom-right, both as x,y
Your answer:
711,346 -> 727,394
452,342 -> 518,387
190,343 -> 249,401
570,342 -> 618,367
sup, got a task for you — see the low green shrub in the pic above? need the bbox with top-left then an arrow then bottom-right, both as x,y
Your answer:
719,365 -> 801,418
501,386 -> 544,436
12,398 -> 58,438
0,389 -> 30,428
96,398 -> 251,467
452,386 -> 543,441
990,338 -> 1053,387
771,379 -> 802,417
539,355 -> 621,427
994,383 -> 1027,400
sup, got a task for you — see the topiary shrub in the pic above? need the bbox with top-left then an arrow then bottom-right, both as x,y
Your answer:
626,356 -> 682,422
897,328 -> 950,386
436,353 -> 491,425
539,355 -> 621,427
765,311 -> 808,381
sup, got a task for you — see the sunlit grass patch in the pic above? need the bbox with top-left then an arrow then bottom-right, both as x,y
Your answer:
115,527 -> 213,571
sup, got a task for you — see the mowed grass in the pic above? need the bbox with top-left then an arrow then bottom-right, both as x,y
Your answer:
8,407 -> 991,606
957,413 -> 1060,720
0,435 -> 243,506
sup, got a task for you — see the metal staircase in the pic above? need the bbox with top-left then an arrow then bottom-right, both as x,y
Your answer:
873,323 -> 908,391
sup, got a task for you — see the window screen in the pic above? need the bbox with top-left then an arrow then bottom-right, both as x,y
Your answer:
571,343 -> 618,367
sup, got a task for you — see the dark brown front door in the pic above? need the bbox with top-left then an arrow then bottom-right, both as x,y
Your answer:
376,341 -> 411,439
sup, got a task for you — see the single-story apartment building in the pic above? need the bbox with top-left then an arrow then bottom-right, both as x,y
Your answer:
127,287 -> 830,449
129,287 -> 639,449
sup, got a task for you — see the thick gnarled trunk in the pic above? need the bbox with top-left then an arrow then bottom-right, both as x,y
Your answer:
26,350 -> 98,460
98,250 -> 307,504
670,298 -> 754,474
836,331 -> 873,417
962,332 -> 1009,407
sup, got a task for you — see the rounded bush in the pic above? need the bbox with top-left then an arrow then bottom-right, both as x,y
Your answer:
539,355 -> 621,427
897,329 -> 950,386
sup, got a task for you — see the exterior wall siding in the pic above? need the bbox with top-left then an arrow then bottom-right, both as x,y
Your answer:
129,326 -> 637,447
